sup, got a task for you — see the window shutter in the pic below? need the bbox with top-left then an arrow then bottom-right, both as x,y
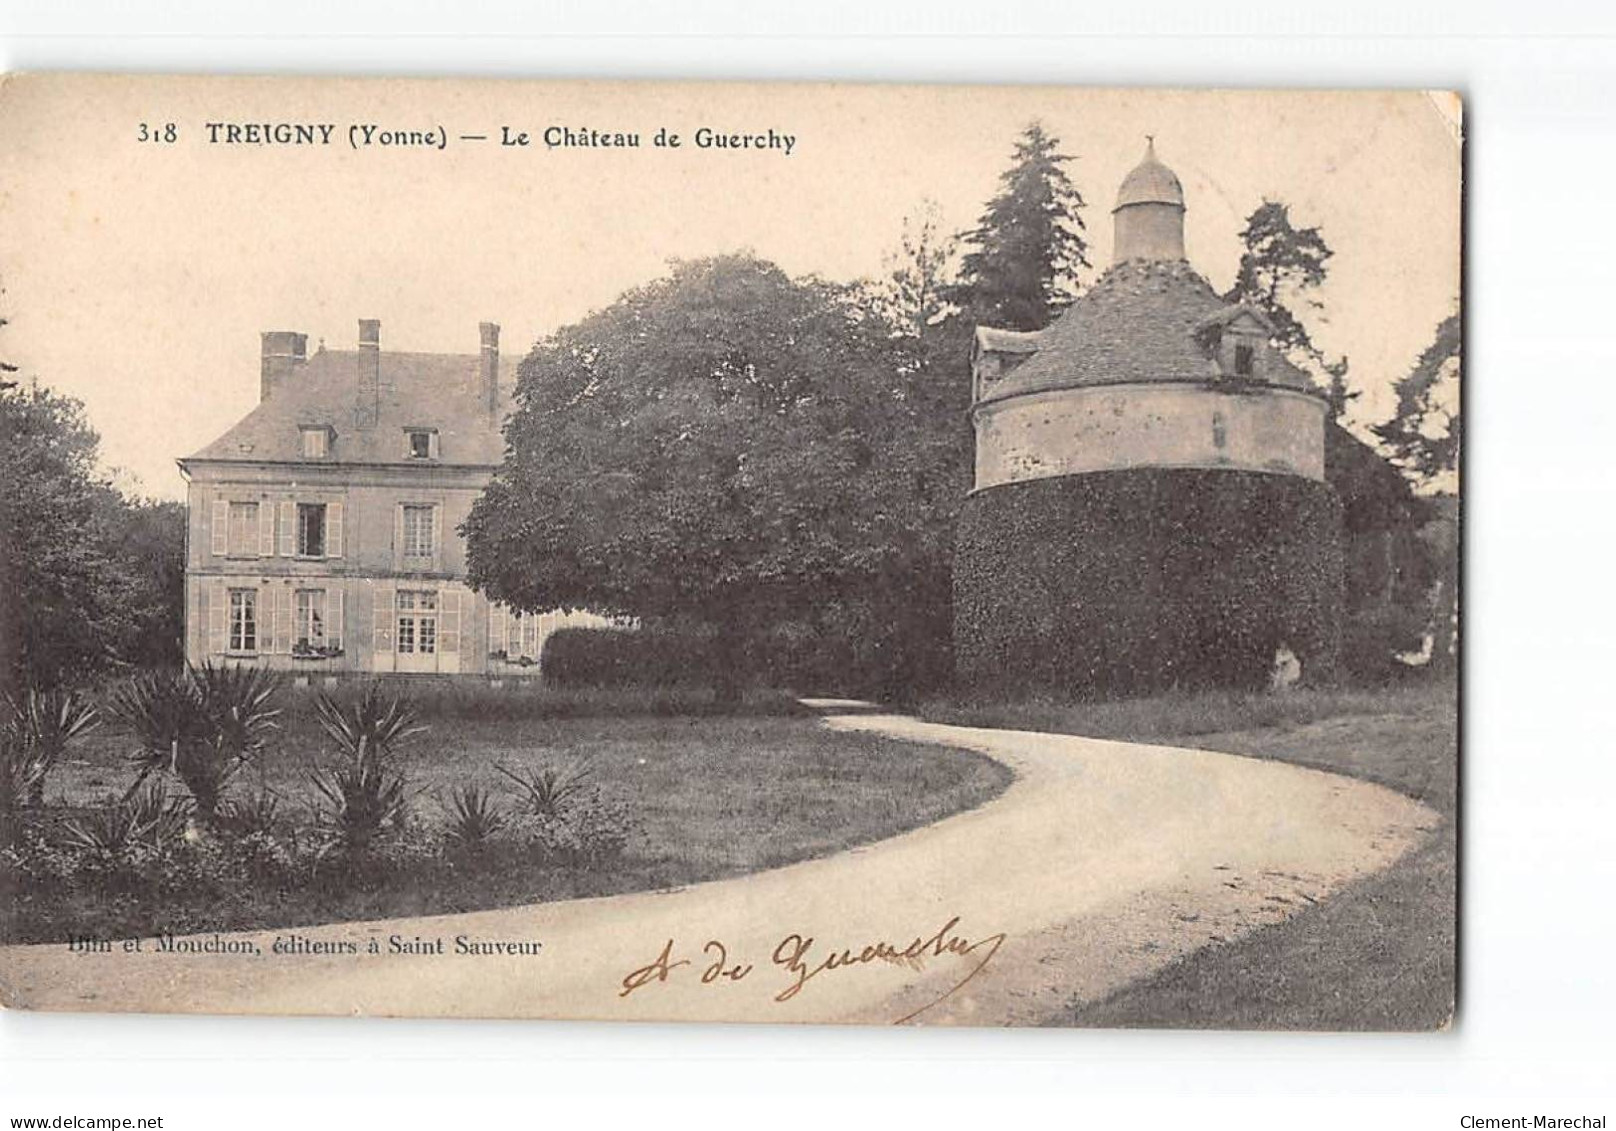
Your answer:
431,504 -> 443,565
430,432 -> 441,459
209,580 -> 227,654
211,500 -> 229,556
328,501 -> 344,558
441,589 -> 461,655
394,506 -> 406,569
254,582 -> 271,653
275,585 -> 294,654
279,501 -> 296,556
372,583 -> 396,669
331,586 -> 345,650
258,502 -> 275,557
489,604 -> 505,657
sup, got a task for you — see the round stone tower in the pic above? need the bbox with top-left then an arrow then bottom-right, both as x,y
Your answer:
953,141 -> 1344,697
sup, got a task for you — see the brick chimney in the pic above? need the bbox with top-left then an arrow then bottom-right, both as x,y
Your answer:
479,321 -> 500,414
259,330 -> 307,402
356,318 -> 380,429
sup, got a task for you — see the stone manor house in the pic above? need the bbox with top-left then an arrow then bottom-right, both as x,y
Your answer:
179,320 -> 604,678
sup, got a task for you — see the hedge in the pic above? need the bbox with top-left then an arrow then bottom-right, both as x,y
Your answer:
539,625 -> 715,688
953,469 -> 1344,698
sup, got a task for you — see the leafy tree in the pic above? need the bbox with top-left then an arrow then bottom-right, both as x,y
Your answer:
946,122 -> 1090,331
0,380 -> 187,697
1,381 -> 121,694
1375,311 -> 1461,490
99,496 -> 188,670
1375,311 -> 1461,674
875,199 -> 958,344
465,255 -> 945,701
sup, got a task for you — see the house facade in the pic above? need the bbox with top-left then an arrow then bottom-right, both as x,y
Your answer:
179,319 -> 603,679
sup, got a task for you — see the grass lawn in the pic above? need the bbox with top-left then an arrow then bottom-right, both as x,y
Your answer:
923,677 -> 1458,1031
6,687 -> 1011,944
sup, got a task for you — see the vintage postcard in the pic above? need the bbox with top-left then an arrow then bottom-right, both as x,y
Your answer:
0,74 -> 1460,1028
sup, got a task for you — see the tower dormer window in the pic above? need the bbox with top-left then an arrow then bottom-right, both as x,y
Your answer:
1233,343 -> 1255,377
405,428 -> 439,460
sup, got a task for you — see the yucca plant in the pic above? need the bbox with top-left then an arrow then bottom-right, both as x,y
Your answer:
308,684 -> 423,854
313,684 -> 425,764
308,754 -> 409,854
215,787 -> 286,840
0,727 -> 47,843
192,662 -> 283,762
495,758 -> 593,818
106,669 -> 216,813
442,783 -> 509,851
108,669 -> 207,783
3,687 -> 100,806
62,780 -> 188,859
105,672 -> 253,820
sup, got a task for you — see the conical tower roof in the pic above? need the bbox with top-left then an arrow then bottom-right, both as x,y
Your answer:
1113,137 -> 1184,211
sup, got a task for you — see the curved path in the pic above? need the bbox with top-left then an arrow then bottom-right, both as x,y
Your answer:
1,710 -> 1439,1025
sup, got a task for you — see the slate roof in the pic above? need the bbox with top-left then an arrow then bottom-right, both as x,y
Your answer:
975,259 -> 1316,405
185,346 -> 517,467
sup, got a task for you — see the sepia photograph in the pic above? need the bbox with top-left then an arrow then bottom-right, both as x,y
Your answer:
0,75 -> 1462,1031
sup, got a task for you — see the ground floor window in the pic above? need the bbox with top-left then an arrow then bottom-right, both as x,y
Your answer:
228,589 -> 257,652
397,590 -> 438,655
295,589 -> 327,649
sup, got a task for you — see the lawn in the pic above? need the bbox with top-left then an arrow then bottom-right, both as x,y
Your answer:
4,685 -> 1012,945
923,676 -> 1458,1031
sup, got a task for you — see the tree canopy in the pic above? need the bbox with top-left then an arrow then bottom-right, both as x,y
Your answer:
945,122 -> 1090,331
1374,311 -> 1461,491
463,255 -> 965,695
1,380 -> 186,697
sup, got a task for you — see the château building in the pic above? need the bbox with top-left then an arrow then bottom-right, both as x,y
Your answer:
179,320 -> 603,679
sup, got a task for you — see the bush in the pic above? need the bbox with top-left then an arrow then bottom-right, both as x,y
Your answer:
954,469 -> 1344,699
1342,604 -> 1428,685
512,792 -> 636,865
540,625 -> 714,688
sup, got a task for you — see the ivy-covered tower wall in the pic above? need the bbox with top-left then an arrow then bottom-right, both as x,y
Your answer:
953,142 -> 1344,697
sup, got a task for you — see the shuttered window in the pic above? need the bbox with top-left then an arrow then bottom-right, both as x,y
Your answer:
227,502 -> 258,557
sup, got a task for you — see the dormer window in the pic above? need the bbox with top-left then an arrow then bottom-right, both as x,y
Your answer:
299,426 -> 332,459
405,428 -> 439,460
1217,331 -> 1263,381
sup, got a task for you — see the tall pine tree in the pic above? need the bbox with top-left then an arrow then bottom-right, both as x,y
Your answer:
1225,200 -> 1358,416
947,122 -> 1089,331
